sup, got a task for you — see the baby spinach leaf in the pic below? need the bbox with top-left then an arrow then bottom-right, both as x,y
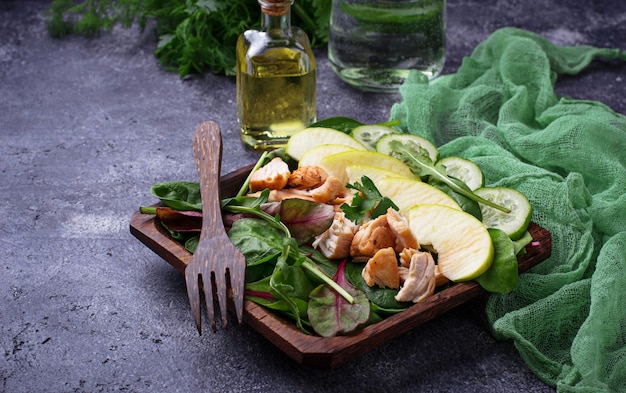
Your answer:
512,231 -> 533,255
344,262 -> 410,312
307,116 -> 363,134
307,117 -> 401,135
475,228 -> 519,293
245,275 -> 272,295
185,235 -> 199,253
248,296 -> 311,324
308,260 -> 370,337
300,245 -> 339,278
269,237 -> 312,332
272,264 -> 314,302
245,276 -> 312,329
227,217 -> 284,282
228,218 -> 284,264
150,181 -> 202,211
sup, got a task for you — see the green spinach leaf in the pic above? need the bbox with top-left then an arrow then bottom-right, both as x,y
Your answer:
475,228 -> 519,293
227,217 -> 284,282
344,262 -> 410,312
150,181 -> 202,211
308,116 -> 364,134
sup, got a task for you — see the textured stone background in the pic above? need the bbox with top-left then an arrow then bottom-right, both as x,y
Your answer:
1,1 -> 624,392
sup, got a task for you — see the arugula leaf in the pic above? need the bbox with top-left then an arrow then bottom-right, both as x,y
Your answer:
388,140 -> 511,213
428,178 -> 483,220
341,176 -> 398,224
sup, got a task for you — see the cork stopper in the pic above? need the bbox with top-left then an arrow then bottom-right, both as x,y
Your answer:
259,0 -> 293,17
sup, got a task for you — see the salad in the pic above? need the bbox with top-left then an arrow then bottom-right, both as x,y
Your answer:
140,117 -> 534,337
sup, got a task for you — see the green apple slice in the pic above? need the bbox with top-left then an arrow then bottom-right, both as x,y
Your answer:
298,144 -> 360,168
286,127 -> 366,161
319,150 -> 415,184
376,177 -> 461,212
345,164 -> 419,185
407,204 -> 494,282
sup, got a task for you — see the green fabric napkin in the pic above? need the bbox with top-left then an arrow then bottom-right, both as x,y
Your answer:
390,27 -> 626,392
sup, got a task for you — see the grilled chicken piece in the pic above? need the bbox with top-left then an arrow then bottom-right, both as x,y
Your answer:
386,208 -> 419,252
249,175 -> 352,205
362,247 -> 400,289
350,214 -> 397,262
310,176 -> 350,204
400,248 -> 448,287
395,251 -> 436,303
288,166 -> 328,189
399,247 -> 418,268
264,189 -> 315,202
249,157 -> 291,192
312,211 -> 358,259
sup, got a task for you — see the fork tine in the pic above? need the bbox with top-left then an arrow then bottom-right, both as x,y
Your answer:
230,266 -> 245,324
202,272 -> 218,333
185,267 -> 203,334
215,270 -> 229,329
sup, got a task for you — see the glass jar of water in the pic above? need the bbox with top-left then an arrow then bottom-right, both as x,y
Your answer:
328,0 -> 446,93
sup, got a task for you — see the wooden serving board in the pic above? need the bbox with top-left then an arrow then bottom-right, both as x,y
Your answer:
129,164 -> 552,369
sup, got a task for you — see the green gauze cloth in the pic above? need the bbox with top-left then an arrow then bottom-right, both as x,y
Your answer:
390,27 -> 626,393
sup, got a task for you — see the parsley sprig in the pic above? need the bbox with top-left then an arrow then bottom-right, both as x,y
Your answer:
341,176 -> 399,224
45,0 -> 331,77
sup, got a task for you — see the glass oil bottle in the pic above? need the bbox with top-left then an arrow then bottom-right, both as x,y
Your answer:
236,0 -> 317,150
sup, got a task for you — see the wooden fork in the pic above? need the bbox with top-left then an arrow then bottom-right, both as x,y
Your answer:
185,121 -> 246,333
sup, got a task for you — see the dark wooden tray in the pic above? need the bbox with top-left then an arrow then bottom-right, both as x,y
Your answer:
129,164 -> 552,369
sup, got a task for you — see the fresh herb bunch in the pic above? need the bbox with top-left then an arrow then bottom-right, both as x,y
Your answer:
45,0 -> 332,77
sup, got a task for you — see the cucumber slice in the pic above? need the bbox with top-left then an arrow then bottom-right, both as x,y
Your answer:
474,187 -> 532,240
435,156 -> 485,191
376,134 -> 439,163
351,125 -> 399,151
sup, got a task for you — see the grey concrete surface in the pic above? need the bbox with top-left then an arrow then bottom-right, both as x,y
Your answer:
1,1 -> 624,392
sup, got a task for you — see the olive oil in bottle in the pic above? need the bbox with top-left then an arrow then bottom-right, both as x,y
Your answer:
236,0 -> 317,150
